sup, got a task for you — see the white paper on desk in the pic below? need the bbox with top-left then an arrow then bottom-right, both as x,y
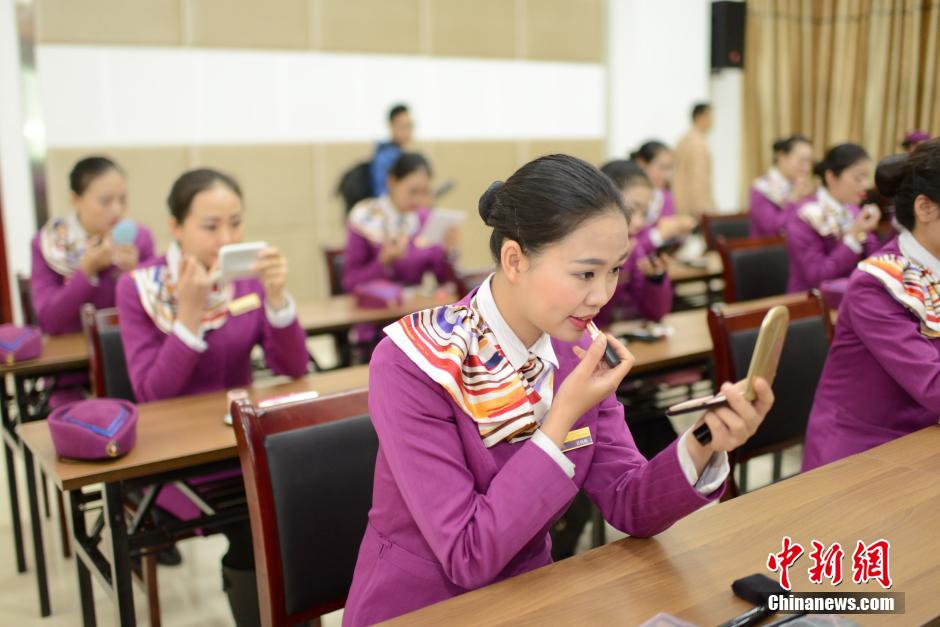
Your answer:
674,233 -> 705,264
417,208 -> 465,246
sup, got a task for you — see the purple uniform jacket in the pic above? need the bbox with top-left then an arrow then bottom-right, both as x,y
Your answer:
635,188 -> 677,251
595,242 -> 673,327
30,225 -> 155,406
342,207 -> 454,293
749,186 -> 795,238
343,291 -> 723,626
116,256 -> 309,520
801,239 -> 940,471
785,197 -> 879,293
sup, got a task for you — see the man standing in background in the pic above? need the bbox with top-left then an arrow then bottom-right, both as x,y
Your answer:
371,104 -> 414,197
673,102 -> 715,217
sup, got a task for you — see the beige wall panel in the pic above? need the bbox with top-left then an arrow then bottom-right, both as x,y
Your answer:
317,0 -> 421,54
320,142 -> 374,248
249,225 -> 325,301
525,0 -> 604,63
188,0 -> 310,49
521,139 -> 606,168
189,144 -> 317,230
36,0 -> 182,45
429,0 -> 517,59
425,141 -> 518,269
44,146 -> 189,254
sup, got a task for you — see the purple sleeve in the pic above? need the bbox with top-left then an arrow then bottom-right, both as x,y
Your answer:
367,341 -> 578,589
116,273 -> 203,402
391,243 -> 454,285
862,233 -> 881,258
786,218 -> 860,289
847,275 -> 940,413
342,228 -> 390,292
749,188 -> 793,238
30,236 -> 97,334
581,393 -> 722,538
625,252 -> 673,322
661,189 -> 677,218
135,226 -> 156,264
260,306 -> 309,378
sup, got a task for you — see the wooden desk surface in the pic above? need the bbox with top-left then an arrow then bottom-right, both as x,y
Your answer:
0,332 -> 89,377
611,309 -> 711,375
18,366 -> 370,492
297,293 -> 455,335
389,425 -> 940,626
667,251 -> 723,284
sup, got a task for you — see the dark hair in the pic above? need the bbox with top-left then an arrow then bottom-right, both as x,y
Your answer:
691,102 -> 711,120
600,159 -> 651,191
629,140 -> 670,164
167,168 -> 242,222
812,143 -> 870,185
388,104 -> 409,122
70,156 -> 123,195
388,152 -> 432,181
478,154 -> 627,262
875,138 -> 940,231
772,134 -> 811,156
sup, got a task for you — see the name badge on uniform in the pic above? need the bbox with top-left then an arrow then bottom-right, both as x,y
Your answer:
227,293 -> 262,316
561,427 -> 593,453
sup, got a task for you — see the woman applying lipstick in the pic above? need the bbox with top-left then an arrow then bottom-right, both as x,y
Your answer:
343,154 -> 775,626
786,143 -> 882,292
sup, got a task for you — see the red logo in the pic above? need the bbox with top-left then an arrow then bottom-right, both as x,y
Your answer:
766,536 -> 804,590
807,540 -> 845,586
851,539 -> 893,589
767,537 -> 892,590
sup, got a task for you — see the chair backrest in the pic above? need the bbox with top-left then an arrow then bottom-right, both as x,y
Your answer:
232,388 -> 375,626
80,304 -> 136,401
708,291 -> 833,465
322,247 -> 346,296
701,212 -> 751,250
17,274 -> 37,325
337,161 -> 373,213
716,235 -> 789,303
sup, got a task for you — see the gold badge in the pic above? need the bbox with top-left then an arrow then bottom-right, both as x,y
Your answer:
227,293 -> 262,316
106,441 -> 120,458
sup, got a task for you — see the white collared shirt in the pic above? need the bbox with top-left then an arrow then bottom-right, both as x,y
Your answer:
899,229 -> 940,276
475,275 -> 728,493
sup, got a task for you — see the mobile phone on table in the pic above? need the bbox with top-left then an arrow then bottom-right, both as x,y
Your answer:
666,305 -> 789,445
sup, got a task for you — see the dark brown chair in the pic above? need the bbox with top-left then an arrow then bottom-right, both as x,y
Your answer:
322,247 -> 345,297
232,388 -> 375,626
16,274 -> 37,325
701,212 -> 751,250
707,291 -> 834,497
716,235 -> 789,303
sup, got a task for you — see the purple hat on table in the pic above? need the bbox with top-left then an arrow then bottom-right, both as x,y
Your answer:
48,399 -> 138,460
0,324 -> 42,365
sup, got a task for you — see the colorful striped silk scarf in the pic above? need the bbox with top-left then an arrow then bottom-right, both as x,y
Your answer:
384,297 -> 555,448
858,253 -> 940,338
131,241 -> 233,336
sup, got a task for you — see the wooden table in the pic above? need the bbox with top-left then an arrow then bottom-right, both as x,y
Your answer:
610,309 -> 711,376
666,251 -> 723,285
297,293 -> 455,336
0,332 -> 90,616
17,366 -> 368,627
389,425 -> 940,626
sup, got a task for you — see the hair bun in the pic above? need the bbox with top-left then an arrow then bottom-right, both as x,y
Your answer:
874,153 -> 909,198
478,181 -> 503,225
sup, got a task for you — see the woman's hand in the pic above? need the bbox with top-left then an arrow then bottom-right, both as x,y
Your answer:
379,235 -> 409,266
80,236 -> 114,277
684,378 -> 775,472
253,246 -> 289,309
637,253 -> 668,278
540,333 -> 635,448
175,256 -> 215,336
113,244 -> 139,272
657,215 -> 696,240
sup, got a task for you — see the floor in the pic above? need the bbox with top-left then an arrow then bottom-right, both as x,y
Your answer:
0,337 -> 803,625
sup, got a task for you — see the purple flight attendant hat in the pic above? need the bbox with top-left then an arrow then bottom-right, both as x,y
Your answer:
48,399 -> 138,460
0,324 -> 42,365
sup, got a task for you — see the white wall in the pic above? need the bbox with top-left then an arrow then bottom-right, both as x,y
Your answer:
37,45 -> 605,148
607,0 -> 743,212
0,0 -> 37,321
